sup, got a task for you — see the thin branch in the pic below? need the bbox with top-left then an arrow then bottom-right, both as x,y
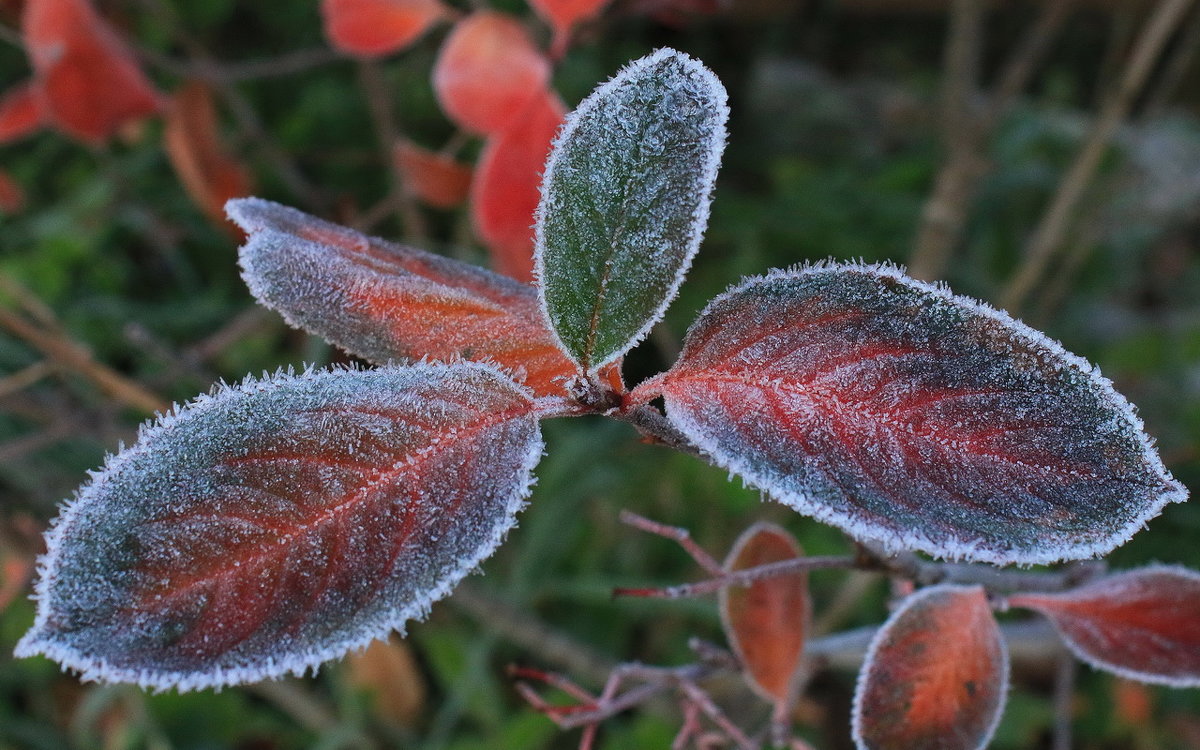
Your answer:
0,360 -> 56,400
0,308 -> 168,415
247,680 -> 340,734
143,47 -> 340,84
1141,2 -> 1200,118
619,510 -> 725,576
1001,0 -> 1197,312
611,403 -> 704,459
356,61 -> 429,243
1051,652 -> 1077,750
614,555 -> 857,600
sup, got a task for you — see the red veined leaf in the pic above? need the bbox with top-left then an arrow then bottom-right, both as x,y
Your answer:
164,81 -> 253,226
21,0 -> 161,143
635,263 -> 1187,565
15,362 -> 544,690
471,90 -> 566,282
527,0 -> 609,57
1008,566 -> 1200,687
718,522 -> 810,705
394,140 -> 472,208
0,169 -> 24,213
228,197 -> 621,398
321,0 -> 446,58
432,11 -> 550,135
0,80 -> 44,143
853,584 -> 1007,750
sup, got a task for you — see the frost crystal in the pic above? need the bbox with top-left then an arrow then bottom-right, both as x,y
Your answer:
534,47 -> 728,371
646,262 -> 1187,565
16,362 -> 543,691
228,197 -> 589,397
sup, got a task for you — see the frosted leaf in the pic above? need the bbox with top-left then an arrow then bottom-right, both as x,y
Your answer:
852,585 -> 1008,750
228,197 -> 604,398
639,263 -> 1187,565
535,47 -> 728,371
1009,566 -> 1200,687
15,362 -> 543,691
718,522 -> 810,705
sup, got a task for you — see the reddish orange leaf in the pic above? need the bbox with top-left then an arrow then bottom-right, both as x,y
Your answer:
718,522 -> 810,705
0,80 -> 44,143
1009,566 -> 1200,687
471,90 -> 566,282
229,198 -> 622,398
394,140 -> 472,208
853,585 -> 1007,750
321,0 -> 446,58
164,81 -> 253,226
432,12 -> 550,135
21,0 -> 160,143
0,169 -> 24,213
527,0 -> 609,56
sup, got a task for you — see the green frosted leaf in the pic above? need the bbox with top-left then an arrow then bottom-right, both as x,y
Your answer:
535,48 -> 728,371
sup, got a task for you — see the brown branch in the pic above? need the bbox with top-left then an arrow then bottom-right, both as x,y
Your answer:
356,60 -> 429,243
0,308 -> 168,415
1001,0 -> 1197,312
1051,651 -> 1078,750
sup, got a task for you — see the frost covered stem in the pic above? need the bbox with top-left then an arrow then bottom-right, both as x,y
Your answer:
862,543 -> 1108,593
613,403 -> 705,459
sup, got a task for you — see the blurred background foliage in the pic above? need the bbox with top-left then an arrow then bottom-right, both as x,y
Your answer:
1,0 -> 1200,748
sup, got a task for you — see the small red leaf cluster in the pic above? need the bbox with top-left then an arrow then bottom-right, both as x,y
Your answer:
853,568 -> 1200,750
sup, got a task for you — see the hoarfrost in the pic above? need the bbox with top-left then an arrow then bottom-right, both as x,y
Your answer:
1008,565 -> 1200,687
227,197 -> 587,397
15,361 -> 543,691
648,262 -> 1187,565
534,47 -> 728,371
852,584 -> 1008,750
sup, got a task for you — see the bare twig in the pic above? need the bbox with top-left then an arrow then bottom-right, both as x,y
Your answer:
0,361 -> 56,400
1141,2 -> 1200,117
619,510 -> 725,575
0,308 -> 168,415
614,555 -> 857,600
1001,0 -> 1197,312
248,680 -> 341,734
356,61 -> 429,243
141,47 -> 339,84
1052,652 -> 1078,750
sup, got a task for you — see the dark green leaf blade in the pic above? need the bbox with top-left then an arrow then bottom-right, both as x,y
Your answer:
535,48 -> 728,371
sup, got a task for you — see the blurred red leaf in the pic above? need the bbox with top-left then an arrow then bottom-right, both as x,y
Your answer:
164,81 -> 253,227
0,80 -> 44,143
0,169 -> 24,213
1009,566 -> 1200,687
527,0 -> 609,56
718,522 -> 810,705
432,11 -> 550,135
853,584 -> 1007,750
344,635 -> 427,727
394,140 -> 472,208
471,90 -> 565,282
229,198 -> 622,398
320,0 -> 446,58
21,0 -> 160,143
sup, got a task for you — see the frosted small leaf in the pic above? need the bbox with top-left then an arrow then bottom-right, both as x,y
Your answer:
852,585 -> 1007,750
1009,566 -> 1200,687
640,263 -> 1187,564
535,47 -> 728,371
15,362 -> 543,691
228,197 -> 609,398
718,522 -> 810,705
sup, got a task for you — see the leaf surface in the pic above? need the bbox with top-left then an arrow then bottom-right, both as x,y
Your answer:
471,91 -> 566,282
535,48 -> 728,371
432,12 -> 550,135
1009,566 -> 1200,686
228,198 -> 613,398
22,0 -> 160,143
165,81 -> 253,226
321,0 -> 446,57
16,363 -> 543,690
853,585 -> 1007,750
718,522 -> 809,704
0,80 -> 44,143
642,263 -> 1186,564
395,140 -> 472,209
